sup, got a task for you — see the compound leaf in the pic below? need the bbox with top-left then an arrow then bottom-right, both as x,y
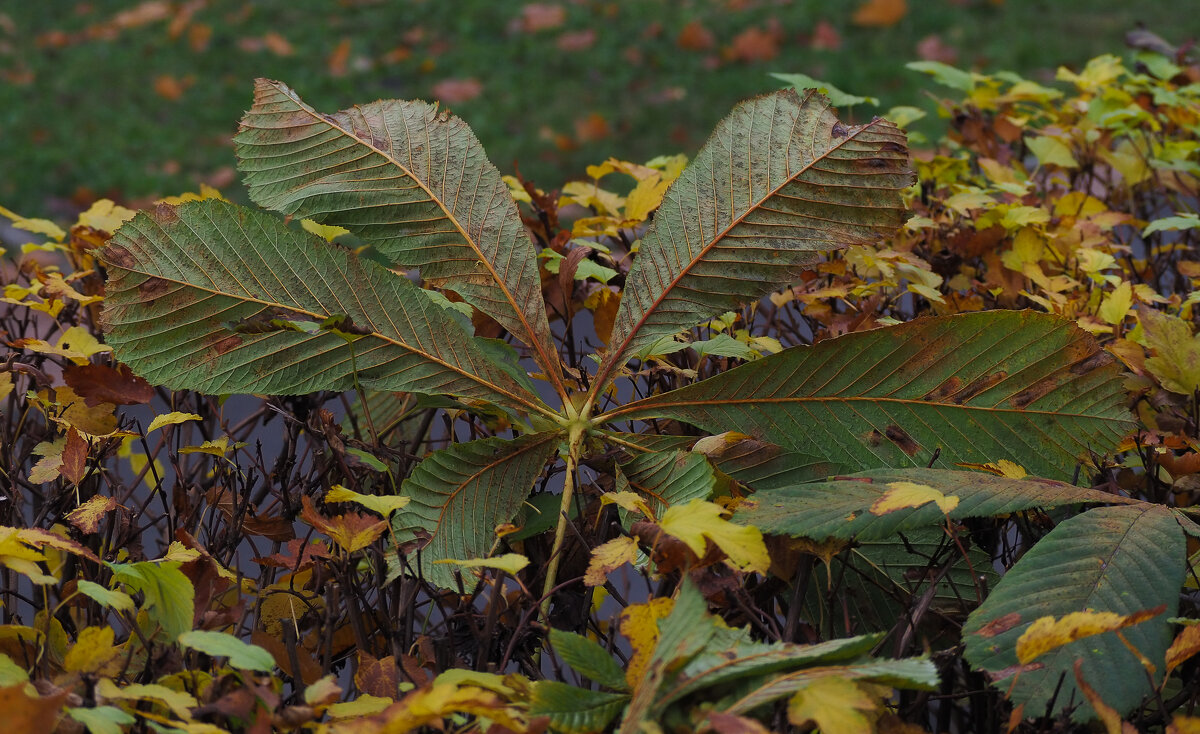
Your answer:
101,200 -> 545,414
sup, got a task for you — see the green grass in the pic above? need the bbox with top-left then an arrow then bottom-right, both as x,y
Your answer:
1,0 -> 1196,216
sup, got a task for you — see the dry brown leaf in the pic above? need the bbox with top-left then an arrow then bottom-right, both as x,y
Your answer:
432,77 -> 483,104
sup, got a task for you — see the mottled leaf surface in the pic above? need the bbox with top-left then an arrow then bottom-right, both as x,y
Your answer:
598,89 -> 912,382
101,200 -> 542,412
964,505 -> 1185,720
608,312 -> 1134,480
236,79 -> 560,385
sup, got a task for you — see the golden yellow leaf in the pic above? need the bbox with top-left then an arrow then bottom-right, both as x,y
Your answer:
325,485 -> 410,517
600,491 -> 654,519
1098,281 -> 1133,325
1138,306 -> 1200,395
583,286 -> 620,345
619,597 -> 674,690
300,218 -> 350,241
788,676 -> 881,733
1166,623 -> 1200,677
0,204 -> 66,241
584,536 -> 638,587
1016,607 -> 1164,664
623,173 -> 669,222
870,481 -> 959,515
155,184 -> 227,206
146,412 -> 202,434
433,553 -> 529,575
76,199 -> 136,233
96,679 -> 197,719
67,495 -> 118,534
16,326 -> 112,365
658,499 -> 770,574
64,626 -> 122,675
0,373 -> 11,404
1169,716 -> 1200,734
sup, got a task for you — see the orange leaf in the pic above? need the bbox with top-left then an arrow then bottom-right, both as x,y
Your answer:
1166,623 -> 1200,677
0,683 -> 70,732
676,20 -> 715,51
852,0 -> 907,27
328,38 -> 351,77
432,78 -> 483,104
300,496 -> 386,553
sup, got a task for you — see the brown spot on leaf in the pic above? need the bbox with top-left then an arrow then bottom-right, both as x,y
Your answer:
976,611 -> 1022,638
922,376 -> 962,402
152,202 -> 180,223
1010,375 -> 1062,409
212,335 -> 243,355
953,371 -> 1008,404
832,122 -> 850,138
866,429 -> 884,447
100,244 -> 134,269
884,425 -> 920,455
138,276 -> 171,300
1069,350 -> 1112,375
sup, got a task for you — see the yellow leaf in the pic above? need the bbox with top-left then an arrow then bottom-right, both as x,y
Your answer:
76,199 -> 136,233
600,491 -> 654,519
501,175 -> 533,204
0,204 -> 66,241
1025,135 -> 1078,169
155,184 -> 227,206
1170,716 -> 1200,734
1016,607 -> 1164,664
0,373 -> 12,405
623,173 -> 669,222
584,536 -> 638,587
95,678 -> 197,720
0,528 -> 54,584
28,437 -> 66,485
36,387 -> 119,438
870,481 -> 959,515
178,437 -> 243,455
327,694 -> 394,719
64,626 -> 122,675
583,286 -> 620,344
788,676 -> 880,733
325,485 -> 410,517
619,597 -> 674,689
1166,623 -> 1200,677
658,499 -> 770,574
300,218 -> 350,241
560,181 -> 624,216
1138,306 -> 1200,395
1098,281 -> 1133,325
18,326 -> 112,365
38,273 -> 104,308
1054,192 -> 1107,218
146,412 -> 202,434
1056,54 -> 1125,91
433,553 -> 529,575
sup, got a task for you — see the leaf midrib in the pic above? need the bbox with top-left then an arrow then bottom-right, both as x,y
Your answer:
601,395 -> 1132,425
259,81 -> 567,399
110,263 -> 552,418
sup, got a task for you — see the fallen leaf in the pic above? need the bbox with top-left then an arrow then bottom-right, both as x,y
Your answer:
432,77 -> 483,104
916,34 -> 958,64
810,19 -> 841,50
727,24 -> 779,63
871,481 -> 959,515
676,20 -> 715,51
328,38 -> 351,77
556,29 -> 595,51
263,31 -> 294,56
1016,606 -> 1165,664
573,112 -> 610,142
520,3 -> 566,33
153,74 -> 193,101
852,0 -> 907,27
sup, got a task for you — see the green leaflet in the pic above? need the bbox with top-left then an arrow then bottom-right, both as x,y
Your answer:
392,433 -> 560,588
529,682 -> 630,734
606,311 -> 1135,480
549,629 -> 629,691
736,468 -> 1143,541
101,200 -> 546,415
236,79 -> 561,390
596,88 -> 912,384
963,505 -> 1186,721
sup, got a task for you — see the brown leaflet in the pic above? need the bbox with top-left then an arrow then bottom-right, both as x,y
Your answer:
60,428 -> 89,485
63,362 -> 155,406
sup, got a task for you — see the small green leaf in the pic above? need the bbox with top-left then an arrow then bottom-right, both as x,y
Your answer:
770,73 -> 879,107
906,61 -> 975,92
1143,212 -> 1200,237
75,580 -> 135,613
550,629 -> 629,691
67,706 -> 136,734
178,630 -> 276,672
529,681 -> 629,734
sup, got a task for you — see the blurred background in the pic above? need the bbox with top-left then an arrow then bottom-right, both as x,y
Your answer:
1,0 -> 1197,219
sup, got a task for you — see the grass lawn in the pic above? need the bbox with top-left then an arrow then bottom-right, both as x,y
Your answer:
1,0 -> 1197,216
